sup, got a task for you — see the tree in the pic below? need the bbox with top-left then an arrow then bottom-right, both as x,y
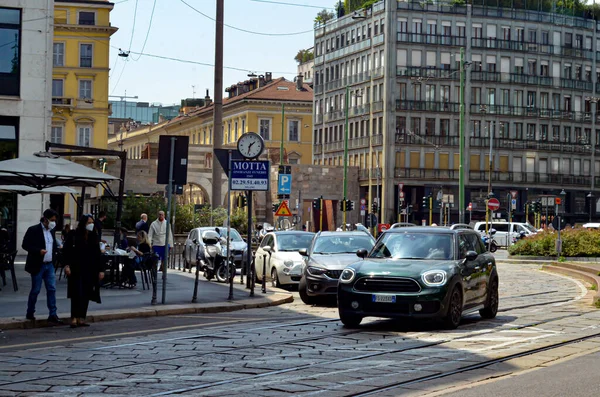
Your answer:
336,1 -> 346,17
294,49 -> 314,64
314,9 -> 335,26
344,0 -> 364,12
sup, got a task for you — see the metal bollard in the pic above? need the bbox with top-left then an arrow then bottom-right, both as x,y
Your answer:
192,258 -> 200,303
261,254 -> 267,294
178,243 -> 182,271
151,265 -> 158,305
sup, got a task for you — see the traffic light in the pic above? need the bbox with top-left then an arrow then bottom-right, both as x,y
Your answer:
237,194 -> 247,208
535,202 -> 542,213
371,203 -> 379,213
348,200 -> 355,211
272,203 -> 278,212
312,198 -> 321,211
408,205 -> 413,215
341,199 -> 347,212
422,196 -> 429,210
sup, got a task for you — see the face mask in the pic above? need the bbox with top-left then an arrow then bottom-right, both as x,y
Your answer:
48,221 -> 56,230
86,223 -> 94,232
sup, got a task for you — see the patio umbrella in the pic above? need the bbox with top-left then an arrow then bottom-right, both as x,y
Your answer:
0,152 -> 118,190
0,185 -> 78,196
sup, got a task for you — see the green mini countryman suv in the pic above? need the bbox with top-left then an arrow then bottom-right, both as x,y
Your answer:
337,227 -> 498,329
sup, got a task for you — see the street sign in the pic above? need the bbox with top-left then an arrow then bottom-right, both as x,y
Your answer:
399,191 -> 405,198
230,160 -> 270,191
555,197 -> 562,205
511,198 -> 517,209
277,173 -> 291,195
487,198 -> 501,211
360,210 -> 365,216
274,200 -> 292,217
398,183 -> 404,191
360,204 -> 366,211
157,135 -> 189,185
360,198 -> 366,205
467,202 -> 472,211
510,190 -> 518,199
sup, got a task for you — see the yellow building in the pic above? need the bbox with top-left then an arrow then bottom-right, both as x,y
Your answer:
109,75 -> 314,166
51,0 -> 117,149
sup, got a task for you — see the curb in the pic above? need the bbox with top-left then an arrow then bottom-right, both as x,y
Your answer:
0,291 -> 293,331
542,264 -> 600,307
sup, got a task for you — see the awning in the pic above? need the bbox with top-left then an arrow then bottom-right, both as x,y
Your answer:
0,185 -> 77,196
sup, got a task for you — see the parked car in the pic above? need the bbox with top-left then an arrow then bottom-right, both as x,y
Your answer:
473,221 -> 536,247
299,231 -> 376,305
390,222 -> 417,229
183,227 -> 247,269
449,223 -> 473,230
337,227 -> 498,329
254,231 -> 315,287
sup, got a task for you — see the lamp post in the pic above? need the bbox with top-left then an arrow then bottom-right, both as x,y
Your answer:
587,192 -> 594,222
342,87 -> 362,231
586,96 -> 599,192
458,47 -> 466,224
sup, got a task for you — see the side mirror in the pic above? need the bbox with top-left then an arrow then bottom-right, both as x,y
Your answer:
299,248 -> 308,257
192,238 -> 198,244
356,249 -> 368,259
465,250 -> 478,262
489,229 -> 497,236
263,245 -> 272,253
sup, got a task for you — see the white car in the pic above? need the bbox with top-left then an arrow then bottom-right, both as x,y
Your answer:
254,231 -> 315,287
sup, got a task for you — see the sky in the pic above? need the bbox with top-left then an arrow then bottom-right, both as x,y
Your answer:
108,0 -> 329,105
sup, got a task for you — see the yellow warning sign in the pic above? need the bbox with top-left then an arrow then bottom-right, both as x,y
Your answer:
275,201 -> 293,217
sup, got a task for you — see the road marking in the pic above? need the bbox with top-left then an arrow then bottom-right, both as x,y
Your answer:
0,317 -> 264,351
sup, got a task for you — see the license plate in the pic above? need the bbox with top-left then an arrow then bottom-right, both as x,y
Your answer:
372,294 -> 396,303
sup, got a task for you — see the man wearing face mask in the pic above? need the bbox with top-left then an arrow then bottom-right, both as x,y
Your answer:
148,210 -> 173,269
22,209 -> 62,324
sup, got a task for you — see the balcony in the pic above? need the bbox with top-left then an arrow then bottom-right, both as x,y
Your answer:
371,134 -> 383,145
349,104 -> 370,116
470,71 -> 554,87
397,67 -> 459,80
396,100 -> 460,113
469,137 -> 592,154
372,101 -> 384,112
396,134 -> 460,147
314,144 -> 322,155
468,104 -> 589,122
52,97 -> 74,107
349,136 -> 370,149
469,171 -> 592,186
397,32 -> 467,47
561,46 -> 594,60
471,37 -> 555,55
315,114 -> 323,124
561,78 -> 593,91
324,110 -> 344,122
395,168 -> 458,180
323,140 -> 344,152
359,168 -> 381,181
397,1 -> 467,15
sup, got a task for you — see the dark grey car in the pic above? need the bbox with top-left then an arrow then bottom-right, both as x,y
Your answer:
298,231 -> 375,305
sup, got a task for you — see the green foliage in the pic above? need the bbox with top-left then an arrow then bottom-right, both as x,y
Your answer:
294,49 -> 314,64
590,284 -> 598,291
344,0 -> 364,12
314,9 -> 335,26
508,229 -> 600,257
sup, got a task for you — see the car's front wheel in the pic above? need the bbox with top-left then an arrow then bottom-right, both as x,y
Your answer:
339,310 -> 362,328
480,278 -> 499,319
443,286 -> 463,329
298,277 -> 319,305
271,268 -> 281,288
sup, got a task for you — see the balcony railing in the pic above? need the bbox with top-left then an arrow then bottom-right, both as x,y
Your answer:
371,134 -> 383,145
471,37 -> 554,55
561,78 -> 593,91
397,32 -> 467,46
359,168 -> 381,181
52,97 -> 73,106
469,137 -> 592,153
397,67 -> 459,80
396,100 -> 460,113
561,46 -> 594,60
349,104 -> 370,116
395,168 -> 458,180
372,101 -> 384,112
314,144 -> 322,155
395,134 -> 460,147
469,171 -> 592,186
323,141 -> 344,152
397,1 -> 467,15
349,136 -> 370,149
468,104 -> 591,122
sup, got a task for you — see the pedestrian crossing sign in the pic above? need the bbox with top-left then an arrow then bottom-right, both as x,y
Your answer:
275,201 -> 293,217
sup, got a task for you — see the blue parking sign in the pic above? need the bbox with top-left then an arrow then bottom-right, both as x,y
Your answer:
278,173 -> 291,195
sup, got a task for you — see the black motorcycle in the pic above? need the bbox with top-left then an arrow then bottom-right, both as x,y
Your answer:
194,230 -> 235,283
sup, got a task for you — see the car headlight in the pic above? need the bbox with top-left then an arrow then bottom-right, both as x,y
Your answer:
307,266 -> 327,276
339,268 -> 356,284
421,270 -> 447,286
283,260 -> 294,268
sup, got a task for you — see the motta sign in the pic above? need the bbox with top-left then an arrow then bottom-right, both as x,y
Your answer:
230,160 -> 270,191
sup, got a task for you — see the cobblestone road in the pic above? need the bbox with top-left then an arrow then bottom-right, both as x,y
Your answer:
1,262 -> 599,397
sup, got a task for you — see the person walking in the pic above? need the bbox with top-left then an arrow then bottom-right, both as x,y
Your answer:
63,215 -> 104,328
23,209 -> 62,324
148,210 -> 173,269
135,213 -> 149,234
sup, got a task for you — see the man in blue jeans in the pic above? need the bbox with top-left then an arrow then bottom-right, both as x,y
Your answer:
22,209 -> 62,324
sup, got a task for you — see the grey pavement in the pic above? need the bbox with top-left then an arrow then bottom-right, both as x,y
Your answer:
1,262 -> 599,396
0,257 -> 276,324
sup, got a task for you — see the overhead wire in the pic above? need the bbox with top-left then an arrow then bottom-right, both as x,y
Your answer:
248,0 -> 335,9
111,0 -> 139,95
179,0 -> 313,36
130,0 -> 158,61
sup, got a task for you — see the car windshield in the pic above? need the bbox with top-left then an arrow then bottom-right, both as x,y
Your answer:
217,229 -> 243,242
277,234 -> 314,251
312,235 -> 374,254
522,223 -> 537,233
370,233 -> 454,260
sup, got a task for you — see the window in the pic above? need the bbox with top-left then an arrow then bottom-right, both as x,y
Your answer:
52,79 -> 64,98
79,79 -> 92,99
288,120 -> 299,142
78,11 -> 95,25
53,43 -> 64,67
259,118 -> 271,140
51,126 -> 63,144
80,44 -> 93,67
241,119 -> 245,134
425,118 -> 435,135
0,7 -> 21,96
78,125 -> 92,147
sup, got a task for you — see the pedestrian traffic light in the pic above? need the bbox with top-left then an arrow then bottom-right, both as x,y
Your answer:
422,196 -> 429,210
348,200 -> 355,211
312,198 -> 321,211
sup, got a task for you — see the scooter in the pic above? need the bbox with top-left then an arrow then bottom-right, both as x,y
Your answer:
512,230 -> 528,244
195,230 -> 235,283
482,229 -> 498,253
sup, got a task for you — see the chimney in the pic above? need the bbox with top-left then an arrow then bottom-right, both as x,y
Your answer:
265,72 -> 272,82
258,74 -> 266,87
296,74 -> 304,91
204,89 -> 212,106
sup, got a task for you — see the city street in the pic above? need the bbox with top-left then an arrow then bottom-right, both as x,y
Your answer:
1,262 -> 600,396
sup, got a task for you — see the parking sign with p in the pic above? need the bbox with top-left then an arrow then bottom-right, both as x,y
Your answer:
277,174 -> 291,195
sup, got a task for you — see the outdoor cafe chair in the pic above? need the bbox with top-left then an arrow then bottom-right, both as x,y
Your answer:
0,250 -> 18,292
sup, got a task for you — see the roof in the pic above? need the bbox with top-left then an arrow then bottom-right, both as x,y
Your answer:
386,226 -> 462,234
269,231 -> 315,235
317,231 -> 373,236
167,77 -> 313,125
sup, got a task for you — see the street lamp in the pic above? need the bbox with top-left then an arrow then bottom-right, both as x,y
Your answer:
587,192 -> 594,222
586,96 -> 599,192
342,88 -> 362,231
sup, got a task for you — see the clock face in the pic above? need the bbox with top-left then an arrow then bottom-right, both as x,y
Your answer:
237,133 -> 264,159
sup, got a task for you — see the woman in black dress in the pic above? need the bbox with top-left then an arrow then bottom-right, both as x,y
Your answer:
63,215 -> 104,328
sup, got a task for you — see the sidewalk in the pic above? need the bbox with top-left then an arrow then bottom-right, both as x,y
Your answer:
0,257 -> 293,330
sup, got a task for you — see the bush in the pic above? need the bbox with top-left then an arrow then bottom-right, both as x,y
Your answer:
508,228 -> 600,257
